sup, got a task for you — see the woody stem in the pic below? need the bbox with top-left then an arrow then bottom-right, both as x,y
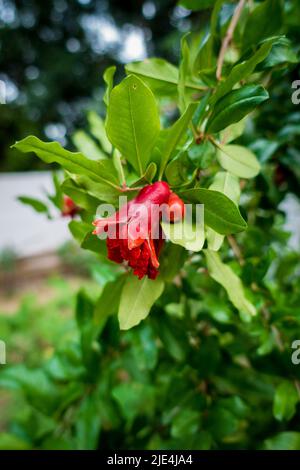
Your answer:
216,0 -> 245,81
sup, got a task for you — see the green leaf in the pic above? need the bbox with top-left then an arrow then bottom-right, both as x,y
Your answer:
76,289 -> 101,374
17,196 -> 50,217
161,206 -> 205,252
112,382 -> 155,421
49,171 -> 63,209
206,85 -> 269,134
68,220 -> 92,244
209,172 -> 240,204
106,75 -> 160,175
131,162 -> 157,187
205,250 -> 256,321
158,102 -> 197,179
206,172 -> 240,251
103,65 -> 116,106
210,41 -> 274,106
71,174 -> 120,205
178,34 -> 190,111
216,144 -> 260,178
219,119 -> 246,144
151,315 -> 187,361
179,188 -> 247,235
118,274 -> 164,330
0,433 -> 31,450
258,37 -> 298,69
188,140 -> 215,169
75,394 -> 101,450
178,0 -> 216,11
171,409 -> 200,438
264,432 -> 300,450
94,275 -> 126,327
273,381 -> 299,421
81,231 -> 107,256
165,152 -> 192,186
242,0 -> 283,51
61,178 -> 100,213
126,58 -> 180,96
126,58 -> 206,96
13,136 -> 119,188
87,111 -> 112,154
72,130 -> 107,160
159,243 -> 188,282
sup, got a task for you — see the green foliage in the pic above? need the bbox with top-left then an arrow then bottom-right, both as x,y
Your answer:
17,197 -> 51,218
216,144 -> 260,179
106,75 -> 160,175
118,275 -> 165,330
206,85 -> 269,134
4,0 -> 300,451
180,188 -> 247,234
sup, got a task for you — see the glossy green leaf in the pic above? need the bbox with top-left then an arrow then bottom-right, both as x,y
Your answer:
161,206 -> 205,252
258,37 -> 298,69
75,394 -> 101,450
71,174 -> 120,205
205,250 -> 256,321
13,136 -> 119,188
158,102 -> 197,179
94,275 -> 126,328
126,58 -> 207,96
242,0 -> 283,51
216,144 -> 260,178
273,381 -> 299,421
68,220 -> 91,245
206,85 -> 269,134
165,152 -> 191,186
180,188 -> 247,235
126,58 -> 179,96
171,409 -> 200,438
103,65 -> 116,106
131,162 -> 157,187
206,172 -> 240,251
118,274 -> 164,330
187,140 -> 215,169
210,41 -> 273,106
159,243 -> 188,282
61,178 -> 100,213
49,171 -> 63,209
220,119 -> 246,145
81,231 -> 107,257
264,432 -> 300,451
178,34 -> 190,111
106,75 -> 160,175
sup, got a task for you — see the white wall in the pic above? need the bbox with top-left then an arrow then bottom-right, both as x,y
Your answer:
0,172 -> 70,257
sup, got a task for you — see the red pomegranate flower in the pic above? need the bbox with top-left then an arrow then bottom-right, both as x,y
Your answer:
62,195 -> 78,218
93,181 -> 185,280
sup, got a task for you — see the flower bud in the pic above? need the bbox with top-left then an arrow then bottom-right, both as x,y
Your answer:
166,192 -> 185,223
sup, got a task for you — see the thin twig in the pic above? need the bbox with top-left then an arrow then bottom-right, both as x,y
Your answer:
190,122 -> 199,141
216,0 -> 246,81
271,325 -> 284,352
227,234 -> 245,266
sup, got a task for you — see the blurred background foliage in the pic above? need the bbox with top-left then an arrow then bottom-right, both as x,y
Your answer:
0,0 -> 197,171
1,0 -> 300,451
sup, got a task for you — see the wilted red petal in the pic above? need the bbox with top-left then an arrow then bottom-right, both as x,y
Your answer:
93,181 -> 184,280
62,195 -> 78,218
